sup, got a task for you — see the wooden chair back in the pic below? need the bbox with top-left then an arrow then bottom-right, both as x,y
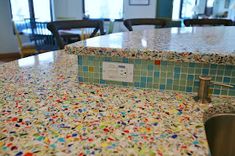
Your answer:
47,20 -> 105,49
123,18 -> 167,31
13,21 -> 23,49
184,19 -> 233,27
13,21 -> 36,57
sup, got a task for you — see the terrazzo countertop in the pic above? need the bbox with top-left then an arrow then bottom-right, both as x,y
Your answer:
0,51 -> 235,156
65,26 -> 235,65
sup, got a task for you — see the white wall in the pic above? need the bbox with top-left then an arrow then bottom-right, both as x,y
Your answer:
0,0 -> 18,53
123,0 -> 156,18
53,0 -> 156,20
53,0 -> 83,20
53,0 -> 157,32
117,0 -> 157,32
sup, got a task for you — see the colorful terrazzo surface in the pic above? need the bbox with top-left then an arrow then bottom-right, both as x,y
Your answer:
65,27 -> 235,65
0,51 -> 234,156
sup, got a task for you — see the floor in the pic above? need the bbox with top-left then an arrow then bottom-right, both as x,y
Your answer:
0,53 -> 21,65
0,59 -> 17,65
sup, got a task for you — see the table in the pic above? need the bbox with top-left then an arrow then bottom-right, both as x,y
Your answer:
65,26 -> 235,65
22,28 -> 98,44
59,28 -> 95,35
22,28 -> 90,50
22,28 -> 52,35
2,25 -> 235,155
59,28 -> 100,41
0,50 -> 234,155
22,28 -> 96,36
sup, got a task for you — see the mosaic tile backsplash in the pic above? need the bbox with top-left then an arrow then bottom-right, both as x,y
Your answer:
78,55 -> 235,96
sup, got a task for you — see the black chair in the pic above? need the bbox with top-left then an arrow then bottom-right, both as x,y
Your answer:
156,18 -> 182,28
47,20 -> 105,49
184,19 -> 233,27
31,22 -> 57,52
24,18 -> 37,41
123,18 -> 167,31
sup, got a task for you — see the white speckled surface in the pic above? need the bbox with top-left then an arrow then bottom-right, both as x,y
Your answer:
65,26 -> 235,64
0,51 -> 234,155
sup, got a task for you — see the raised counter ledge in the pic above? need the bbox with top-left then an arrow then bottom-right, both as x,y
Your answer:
65,26 -> 235,65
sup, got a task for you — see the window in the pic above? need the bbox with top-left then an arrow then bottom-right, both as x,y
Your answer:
10,0 -> 30,21
83,0 -> 123,20
206,0 -> 214,16
180,0 -> 197,19
207,0 -> 214,7
33,0 -> 51,22
172,0 -> 181,20
10,0 -> 52,32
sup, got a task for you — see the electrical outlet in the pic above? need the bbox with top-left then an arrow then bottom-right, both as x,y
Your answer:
102,62 -> 134,82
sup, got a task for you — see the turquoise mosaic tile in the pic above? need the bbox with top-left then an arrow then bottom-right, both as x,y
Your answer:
77,56 -> 235,97
223,77 -> 231,83
186,87 -> 193,93
187,75 -> 194,81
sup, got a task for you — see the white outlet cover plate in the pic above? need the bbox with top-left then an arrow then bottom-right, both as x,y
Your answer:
102,62 -> 134,83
